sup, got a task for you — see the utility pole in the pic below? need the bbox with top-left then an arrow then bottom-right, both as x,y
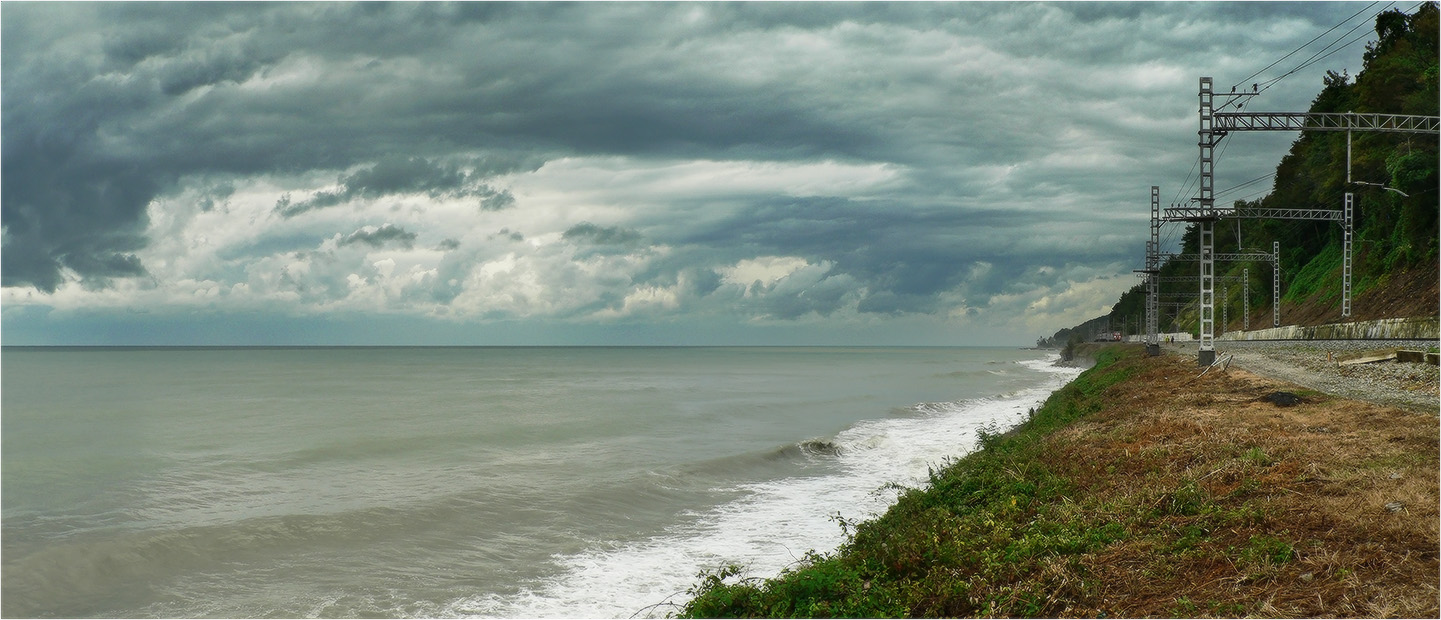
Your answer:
1343,192 -> 1353,318
1243,268 -> 1249,331
1197,77 -> 1218,366
1146,186 -> 1161,356
1273,241 -> 1280,328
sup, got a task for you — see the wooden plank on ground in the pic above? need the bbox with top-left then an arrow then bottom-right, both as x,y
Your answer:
1337,348 -> 1398,366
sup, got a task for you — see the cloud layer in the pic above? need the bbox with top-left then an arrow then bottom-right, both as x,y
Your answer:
1,2 -> 1380,344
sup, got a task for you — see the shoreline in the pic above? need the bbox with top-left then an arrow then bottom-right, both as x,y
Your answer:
680,344 -> 1440,617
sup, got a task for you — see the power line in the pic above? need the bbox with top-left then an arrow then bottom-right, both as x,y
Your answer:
1234,187 -> 1273,203
1286,21 -> 1392,74
1171,156 -> 1200,206
1229,2 -> 1380,92
1215,171 -> 1276,199
1175,133 -> 1231,208
1254,2 -> 1398,95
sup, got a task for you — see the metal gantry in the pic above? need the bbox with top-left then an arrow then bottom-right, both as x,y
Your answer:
1164,76 -> 1440,365
1160,251 -> 1276,262
1160,205 -> 1346,222
1213,111 -> 1441,134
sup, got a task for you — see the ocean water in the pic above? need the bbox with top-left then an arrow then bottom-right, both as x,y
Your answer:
1,346 -> 1078,618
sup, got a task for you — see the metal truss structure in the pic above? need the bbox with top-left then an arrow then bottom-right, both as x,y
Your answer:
1167,77 -> 1439,365
1162,205 -> 1344,222
1159,252 -> 1276,262
1154,276 -> 1245,283
1212,111 -> 1441,134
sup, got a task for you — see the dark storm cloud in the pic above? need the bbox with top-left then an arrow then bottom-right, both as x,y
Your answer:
339,224 -> 417,249
1,154 -> 163,292
563,223 -> 644,247
1,2 -> 875,290
275,156 -> 515,217
2,0 -> 1386,331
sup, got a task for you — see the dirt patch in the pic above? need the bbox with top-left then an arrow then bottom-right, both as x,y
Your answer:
1043,352 -> 1439,617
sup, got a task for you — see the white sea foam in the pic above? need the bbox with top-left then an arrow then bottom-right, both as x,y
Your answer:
456,354 -> 1079,618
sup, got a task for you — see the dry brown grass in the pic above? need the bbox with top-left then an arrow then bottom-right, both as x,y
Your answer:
1042,352 -> 1439,617
681,347 -> 1437,619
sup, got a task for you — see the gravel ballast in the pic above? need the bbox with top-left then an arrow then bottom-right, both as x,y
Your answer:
1162,339 -> 1439,413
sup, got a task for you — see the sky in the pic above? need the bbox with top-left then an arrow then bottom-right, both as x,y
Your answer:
0,1 -> 1395,346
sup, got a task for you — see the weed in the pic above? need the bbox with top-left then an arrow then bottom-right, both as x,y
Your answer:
1157,479 -> 1209,517
1241,535 -> 1294,566
1241,446 -> 1273,468
1210,600 -> 1248,616
1228,477 -> 1262,498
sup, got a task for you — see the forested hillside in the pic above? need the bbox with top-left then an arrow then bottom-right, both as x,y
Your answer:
1042,3 -> 1438,348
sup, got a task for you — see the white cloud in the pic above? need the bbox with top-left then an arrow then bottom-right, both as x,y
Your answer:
721,256 -> 811,290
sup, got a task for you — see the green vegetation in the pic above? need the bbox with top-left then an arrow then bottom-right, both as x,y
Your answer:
1284,241 -> 1344,305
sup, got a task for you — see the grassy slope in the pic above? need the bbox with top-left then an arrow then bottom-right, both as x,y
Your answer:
679,345 -> 1438,618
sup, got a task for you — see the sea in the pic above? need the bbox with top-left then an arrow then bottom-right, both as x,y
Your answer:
1,346 -> 1079,618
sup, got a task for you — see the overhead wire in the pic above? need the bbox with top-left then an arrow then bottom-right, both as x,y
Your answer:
1215,172 -> 1277,200
1233,186 -> 1274,203
1253,1 -> 1398,95
1228,2 -> 1380,92
1170,156 -> 1200,206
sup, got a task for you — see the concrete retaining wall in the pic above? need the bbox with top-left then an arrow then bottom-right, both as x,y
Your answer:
1217,316 -> 1439,341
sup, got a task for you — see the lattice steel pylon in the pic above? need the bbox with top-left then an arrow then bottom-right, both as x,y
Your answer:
1243,268 -> 1249,331
1196,78 -> 1219,365
1273,241 -> 1280,328
1147,186 -> 1161,355
1343,193 -> 1353,317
